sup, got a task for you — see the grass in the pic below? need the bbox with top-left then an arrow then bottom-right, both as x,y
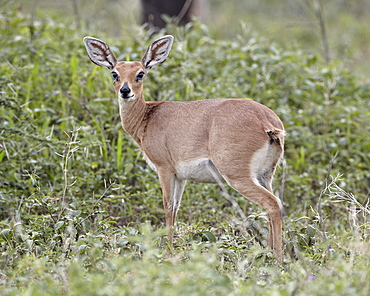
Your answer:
1,1 -> 370,295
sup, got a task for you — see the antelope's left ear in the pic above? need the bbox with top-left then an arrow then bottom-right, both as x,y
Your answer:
141,35 -> 174,73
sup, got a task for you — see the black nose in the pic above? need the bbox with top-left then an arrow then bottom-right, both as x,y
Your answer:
120,86 -> 131,97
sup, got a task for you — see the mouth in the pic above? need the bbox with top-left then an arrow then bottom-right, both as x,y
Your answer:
119,94 -> 135,101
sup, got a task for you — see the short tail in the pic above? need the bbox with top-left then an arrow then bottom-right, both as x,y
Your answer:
266,128 -> 285,145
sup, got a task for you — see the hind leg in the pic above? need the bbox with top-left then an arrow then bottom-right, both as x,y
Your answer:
209,129 -> 284,259
224,176 -> 283,260
257,170 -> 278,249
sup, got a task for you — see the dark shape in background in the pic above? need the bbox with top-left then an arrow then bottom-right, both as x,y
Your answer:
141,0 -> 207,28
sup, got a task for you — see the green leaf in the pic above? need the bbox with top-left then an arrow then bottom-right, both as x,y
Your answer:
54,221 -> 65,231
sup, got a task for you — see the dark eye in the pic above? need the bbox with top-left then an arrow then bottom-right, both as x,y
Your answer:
136,71 -> 145,82
111,71 -> 119,81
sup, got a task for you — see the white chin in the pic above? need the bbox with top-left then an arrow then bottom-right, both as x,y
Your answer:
119,95 -> 135,102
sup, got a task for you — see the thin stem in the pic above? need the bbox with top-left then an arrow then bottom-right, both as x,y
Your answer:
317,151 -> 338,241
314,0 -> 330,63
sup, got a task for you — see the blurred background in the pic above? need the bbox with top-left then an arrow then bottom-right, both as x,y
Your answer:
17,0 -> 370,79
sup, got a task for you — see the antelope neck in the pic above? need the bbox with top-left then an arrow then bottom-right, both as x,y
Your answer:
118,94 -> 147,144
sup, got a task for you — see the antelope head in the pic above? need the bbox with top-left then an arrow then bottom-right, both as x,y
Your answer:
83,35 -> 174,103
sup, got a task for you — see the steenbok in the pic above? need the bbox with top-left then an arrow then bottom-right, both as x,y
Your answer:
83,35 -> 285,259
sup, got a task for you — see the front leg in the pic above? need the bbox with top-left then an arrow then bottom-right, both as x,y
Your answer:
158,170 -> 186,247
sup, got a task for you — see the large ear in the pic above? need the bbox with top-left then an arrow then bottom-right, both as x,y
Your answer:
141,35 -> 174,72
83,37 -> 117,70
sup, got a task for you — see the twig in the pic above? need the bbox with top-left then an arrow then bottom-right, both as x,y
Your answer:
174,0 -> 193,25
279,158 -> 287,209
76,181 -> 115,228
65,93 -> 113,157
58,130 -> 80,220
313,0 -> 331,63
70,0 -> 81,30
208,165 -> 247,221
317,151 -> 338,240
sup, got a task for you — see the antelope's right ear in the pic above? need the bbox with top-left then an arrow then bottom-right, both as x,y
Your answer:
83,37 -> 117,70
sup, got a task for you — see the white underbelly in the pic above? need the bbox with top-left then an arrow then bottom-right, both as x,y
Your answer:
175,158 -> 225,184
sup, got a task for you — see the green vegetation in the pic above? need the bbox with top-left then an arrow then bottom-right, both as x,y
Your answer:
1,2 -> 369,295
16,0 -> 370,77
209,0 -> 370,77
